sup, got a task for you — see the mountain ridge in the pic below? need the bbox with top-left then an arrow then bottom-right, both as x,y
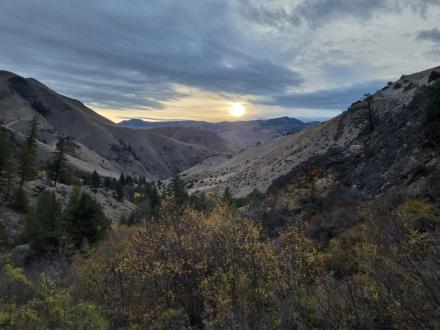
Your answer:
0,71 -> 235,179
120,116 -> 314,148
181,66 -> 440,199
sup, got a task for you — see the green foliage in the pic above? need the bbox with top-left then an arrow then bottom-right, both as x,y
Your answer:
0,126 -> 14,200
17,117 -> 39,188
188,191 -> 214,212
423,83 -> 440,145
91,170 -> 101,188
166,175 -> 188,207
235,188 -> 263,209
10,188 -> 29,213
222,187 -> 234,206
0,129 -> 13,185
0,221 -> 12,251
25,190 -> 63,254
114,181 -> 124,202
63,189 -> 110,248
48,137 -> 68,187
0,268 -> 108,329
118,173 -> 126,186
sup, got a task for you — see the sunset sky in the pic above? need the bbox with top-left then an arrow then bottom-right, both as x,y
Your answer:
1,0 -> 439,122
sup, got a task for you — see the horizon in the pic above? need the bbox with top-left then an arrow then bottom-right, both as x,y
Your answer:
1,1 -> 439,122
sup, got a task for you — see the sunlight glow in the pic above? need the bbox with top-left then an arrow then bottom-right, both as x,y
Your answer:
230,102 -> 246,117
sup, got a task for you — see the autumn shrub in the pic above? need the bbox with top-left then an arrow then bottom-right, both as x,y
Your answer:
74,199 -> 323,329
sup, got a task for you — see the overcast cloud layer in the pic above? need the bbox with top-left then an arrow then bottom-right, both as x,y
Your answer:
0,0 -> 439,121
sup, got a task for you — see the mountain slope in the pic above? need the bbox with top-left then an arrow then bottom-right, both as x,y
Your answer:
182,66 -> 440,201
0,71 -> 235,179
120,117 -> 313,148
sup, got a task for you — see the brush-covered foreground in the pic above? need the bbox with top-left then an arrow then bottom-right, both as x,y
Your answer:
1,186 -> 439,329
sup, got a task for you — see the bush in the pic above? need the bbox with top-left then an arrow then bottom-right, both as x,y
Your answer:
25,190 -> 63,254
10,188 -> 29,213
423,83 -> 440,145
63,189 -> 110,248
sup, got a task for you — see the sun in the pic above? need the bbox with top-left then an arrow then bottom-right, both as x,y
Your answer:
230,102 -> 246,117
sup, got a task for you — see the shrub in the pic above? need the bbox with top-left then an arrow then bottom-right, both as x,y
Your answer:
423,83 -> 440,145
25,190 -> 63,254
63,189 -> 110,248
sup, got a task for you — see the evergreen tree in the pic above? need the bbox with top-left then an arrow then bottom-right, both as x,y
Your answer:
0,129 -> 14,199
103,177 -> 112,189
17,117 -> 39,189
63,188 -> 110,248
119,173 -> 126,186
114,182 -> 124,202
145,183 -> 160,215
423,84 -> 440,145
222,187 -> 234,206
91,170 -> 101,188
25,190 -> 63,254
125,175 -> 133,186
48,137 -> 68,187
0,128 -> 11,177
167,175 -> 188,207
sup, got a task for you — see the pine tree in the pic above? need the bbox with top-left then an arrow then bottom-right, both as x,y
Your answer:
145,182 -> 160,215
63,188 -> 110,248
49,137 -> 68,187
25,190 -> 63,254
0,129 -> 14,199
17,117 -> 39,189
91,170 -> 101,188
103,177 -> 112,189
167,175 -> 188,207
119,173 -> 126,186
222,187 -> 234,206
115,182 -> 124,202
125,175 -> 133,186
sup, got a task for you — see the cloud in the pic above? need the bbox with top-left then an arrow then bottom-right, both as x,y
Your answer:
260,80 -> 386,110
0,0 -> 302,110
416,28 -> 440,43
239,0 -> 440,28
0,0 -> 438,120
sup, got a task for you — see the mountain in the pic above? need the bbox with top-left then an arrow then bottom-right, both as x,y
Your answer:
120,117 -> 313,148
182,66 -> 440,206
0,71 -> 234,179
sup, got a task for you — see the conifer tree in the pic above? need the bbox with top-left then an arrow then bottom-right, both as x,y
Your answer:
222,187 -> 234,206
17,117 -> 39,189
167,175 -> 188,207
115,182 -> 124,202
63,188 -> 110,248
0,129 -> 14,199
119,173 -> 126,186
25,190 -> 63,254
49,137 -> 68,187
91,170 -> 101,188
103,177 -> 112,189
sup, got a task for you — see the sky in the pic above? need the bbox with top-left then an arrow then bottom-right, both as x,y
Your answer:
0,0 -> 439,123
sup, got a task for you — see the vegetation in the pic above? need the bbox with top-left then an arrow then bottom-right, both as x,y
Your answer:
17,117 -> 39,189
48,137 -> 68,187
25,190 -> 63,254
63,188 -> 110,248
423,82 -> 440,145
1,108 -> 440,328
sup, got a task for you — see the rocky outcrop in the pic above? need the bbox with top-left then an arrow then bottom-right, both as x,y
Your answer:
182,66 -> 440,203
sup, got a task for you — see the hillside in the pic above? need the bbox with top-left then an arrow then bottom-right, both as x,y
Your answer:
0,71 -> 234,179
182,66 -> 440,200
120,117 -> 313,148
